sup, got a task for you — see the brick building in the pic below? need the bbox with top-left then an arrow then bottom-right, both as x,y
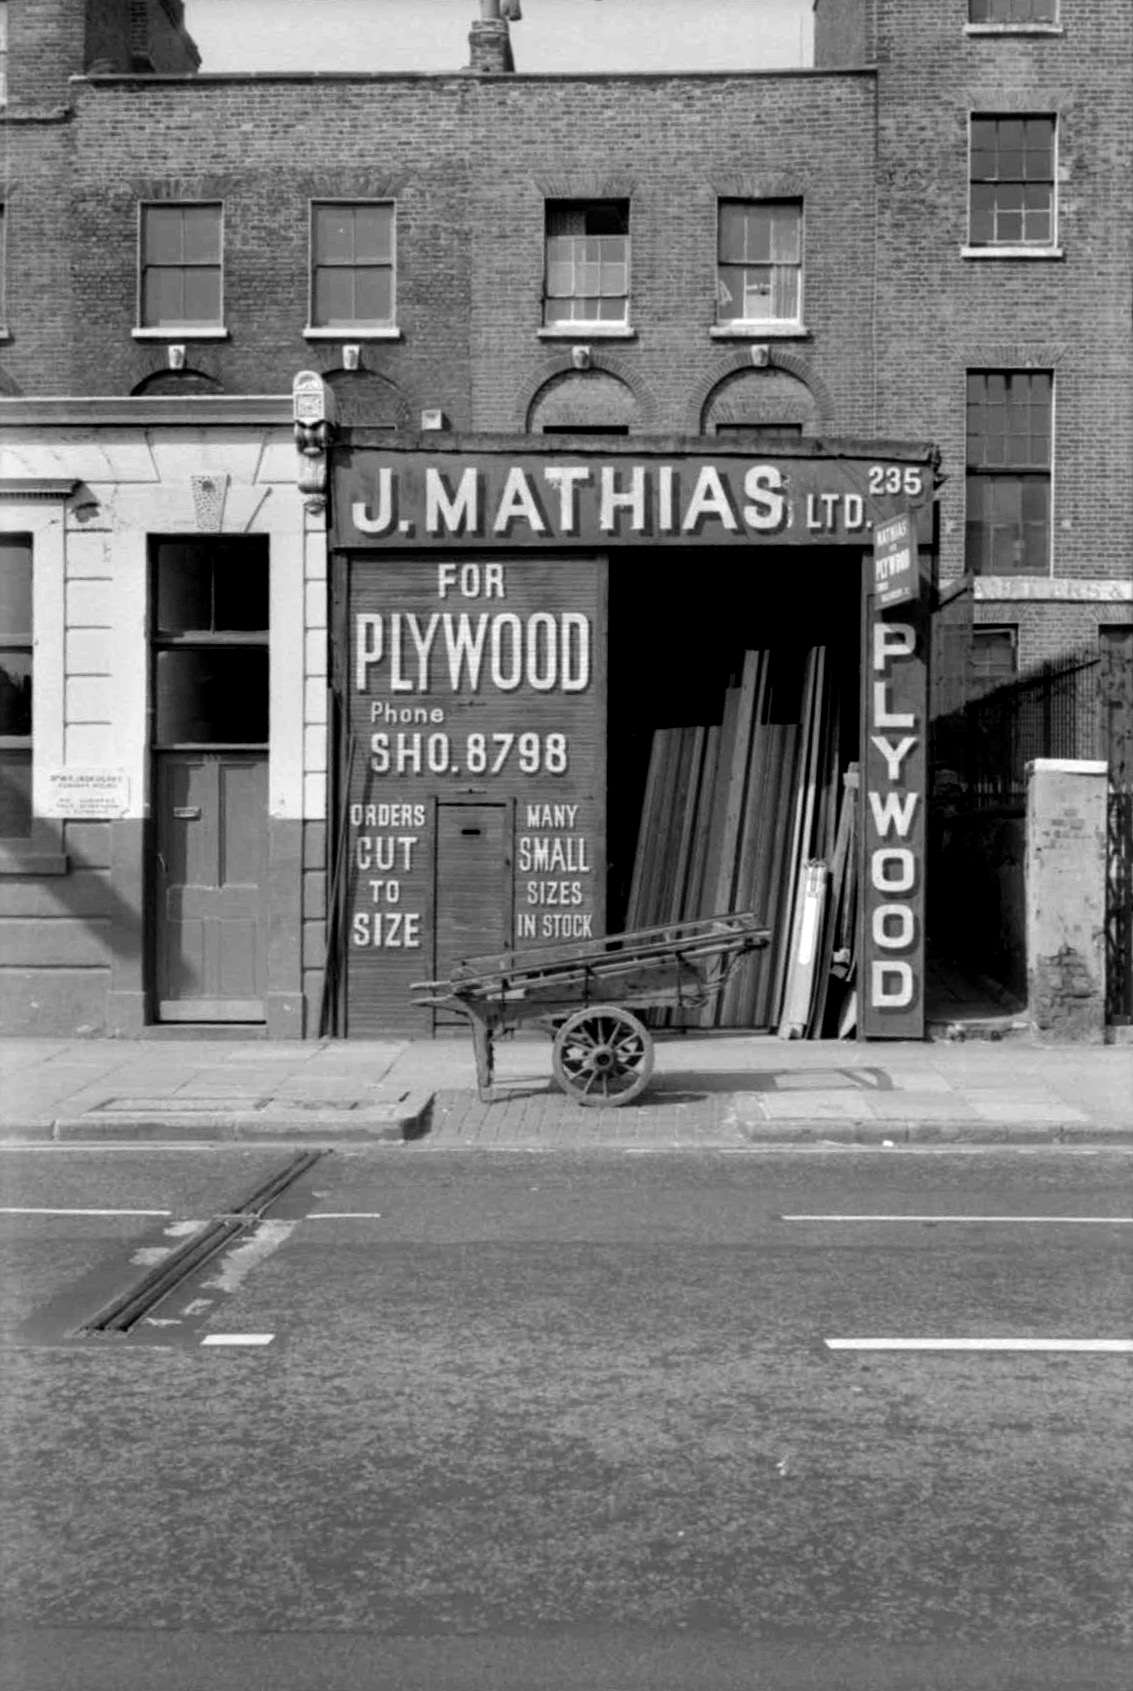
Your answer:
0,0 -> 1129,1042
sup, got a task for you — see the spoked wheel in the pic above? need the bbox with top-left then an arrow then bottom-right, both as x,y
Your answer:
551,1005 -> 655,1107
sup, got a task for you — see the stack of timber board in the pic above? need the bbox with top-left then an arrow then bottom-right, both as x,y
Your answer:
626,647 -> 858,1037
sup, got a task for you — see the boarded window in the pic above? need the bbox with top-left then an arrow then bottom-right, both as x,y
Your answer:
311,202 -> 395,328
0,533 -> 32,836
966,371 -> 1052,574
544,201 -> 629,326
717,201 -> 802,324
969,626 -> 1018,697
969,116 -> 1055,246
140,203 -> 223,328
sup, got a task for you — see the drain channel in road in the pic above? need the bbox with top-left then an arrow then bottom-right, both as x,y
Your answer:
77,1149 -> 324,1337
14,1150 -> 326,1350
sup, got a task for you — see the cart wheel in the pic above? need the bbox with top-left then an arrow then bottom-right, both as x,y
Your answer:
552,1005 -> 654,1107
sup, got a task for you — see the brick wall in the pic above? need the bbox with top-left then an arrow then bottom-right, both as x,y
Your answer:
872,0 -> 1133,586
3,70 -> 879,445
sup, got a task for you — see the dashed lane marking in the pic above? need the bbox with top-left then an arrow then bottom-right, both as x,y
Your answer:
304,1212 -> 383,1219
0,1206 -> 173,1217
785,1213 -> 1133,1224
825,1338 -> 1133,1353
200,1333 -> 275,1347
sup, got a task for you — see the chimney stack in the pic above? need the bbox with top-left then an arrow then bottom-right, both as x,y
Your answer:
469,1 -> 516,75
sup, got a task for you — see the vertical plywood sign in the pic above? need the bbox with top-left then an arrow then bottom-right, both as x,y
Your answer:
345,555 -> 605,1032
861,569 -> 928,1040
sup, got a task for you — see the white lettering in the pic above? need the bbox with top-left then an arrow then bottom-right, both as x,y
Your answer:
355,614 -> 383,691
492,468 -> 547,535
872,903 -> 915,950
351,469 -> 396,535
867,790 -> 919,838
426,467 -> 479,536
873,621 -> 917,669
683,465 -> 740,532
870,960 -> 914,1007
742,465 -> 786,532
543,465 -> 590,533
871,847 -> 915,894
869,734 -> 918,783
600,465 -> 647,533
873,680 -> 915,729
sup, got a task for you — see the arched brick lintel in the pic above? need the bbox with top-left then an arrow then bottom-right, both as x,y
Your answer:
688,348 -> 835,435
518,352 -> 660,433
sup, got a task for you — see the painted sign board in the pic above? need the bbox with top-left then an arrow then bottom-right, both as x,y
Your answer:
860,567 -> 927,1040
343,553 -> 605,1034
45,769 -> 130,818
873,511 -> 921,608
335,448 -> 933,549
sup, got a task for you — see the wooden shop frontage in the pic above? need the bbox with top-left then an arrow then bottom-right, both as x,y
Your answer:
327,438 -> 937,1040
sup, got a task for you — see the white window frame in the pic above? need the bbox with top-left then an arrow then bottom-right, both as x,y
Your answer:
964,369 -> 1055,578
963,114 -> 1062,259
710,198 -> 807,339
0,498 -> 69,874
966,0 -> 1061,35
133,200 -> 229,340
304,199 -> 401,341
540,200 -> 633,338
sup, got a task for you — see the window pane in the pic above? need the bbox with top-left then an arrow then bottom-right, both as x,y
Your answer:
314,204 -> 355,264
143,206 -> 184,264
155,648 -> 269,745
769,207 -> 801,264
155,542 -> 212,633
180,267 -> 221,324
313,268 -> 357,325
0,750 -> 31,838
0,537 -> 32,637
0,649 -> 31,736
182,205 -> 221,263
349,267 -> 391,323
771,266 -> 800,320
142,267 -> 184,325
353,205 -> 393,263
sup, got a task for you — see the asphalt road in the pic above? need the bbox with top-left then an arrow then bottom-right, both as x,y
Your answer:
1,1144 -> 1130,1690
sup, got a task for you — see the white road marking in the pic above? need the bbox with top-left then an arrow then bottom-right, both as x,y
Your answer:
0,1205 -> 172,1217
200,1333 -> 275,1347
305,1212 -> 383,1219
784,1213 -> 1133,1224
825,1338 -> 1133,1353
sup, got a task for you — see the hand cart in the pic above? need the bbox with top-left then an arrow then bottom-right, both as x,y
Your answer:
411,911 -> 770,1106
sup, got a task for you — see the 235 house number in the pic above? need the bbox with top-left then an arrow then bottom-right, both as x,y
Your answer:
869,465 -> 925,496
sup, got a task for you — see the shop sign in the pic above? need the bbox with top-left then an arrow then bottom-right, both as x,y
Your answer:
45,768 -> 130,818
873,511 -> 921,608
344,555 -> 604,1031
336,450 -> 931,549
860,608 -> 926,1040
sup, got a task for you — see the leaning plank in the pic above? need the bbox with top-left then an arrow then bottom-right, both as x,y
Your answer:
778,861 -> 830,1039
625,728 -> 668,931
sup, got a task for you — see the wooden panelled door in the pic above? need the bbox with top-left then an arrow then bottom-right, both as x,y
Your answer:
149,533 -> 271,1024
433,803 -> 511,1023
154,753 -> 268,1021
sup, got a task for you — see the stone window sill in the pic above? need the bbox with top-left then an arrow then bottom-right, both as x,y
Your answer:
303,326 -> 402,341
964,24 -> 1063,37
537,325 -> 636,341
961,245 -> 1064,260
710,323 -> 811,340
0,845 -> 69,875
132,327 -> 230,341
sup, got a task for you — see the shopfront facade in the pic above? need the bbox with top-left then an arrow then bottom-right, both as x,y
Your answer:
328,436 -> 937,1040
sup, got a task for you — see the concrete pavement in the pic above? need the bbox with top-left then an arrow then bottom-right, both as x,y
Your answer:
0,1028 -> 1129,1146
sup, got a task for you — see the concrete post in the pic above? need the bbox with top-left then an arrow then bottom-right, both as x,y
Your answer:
1025,758 -> 1109,1043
